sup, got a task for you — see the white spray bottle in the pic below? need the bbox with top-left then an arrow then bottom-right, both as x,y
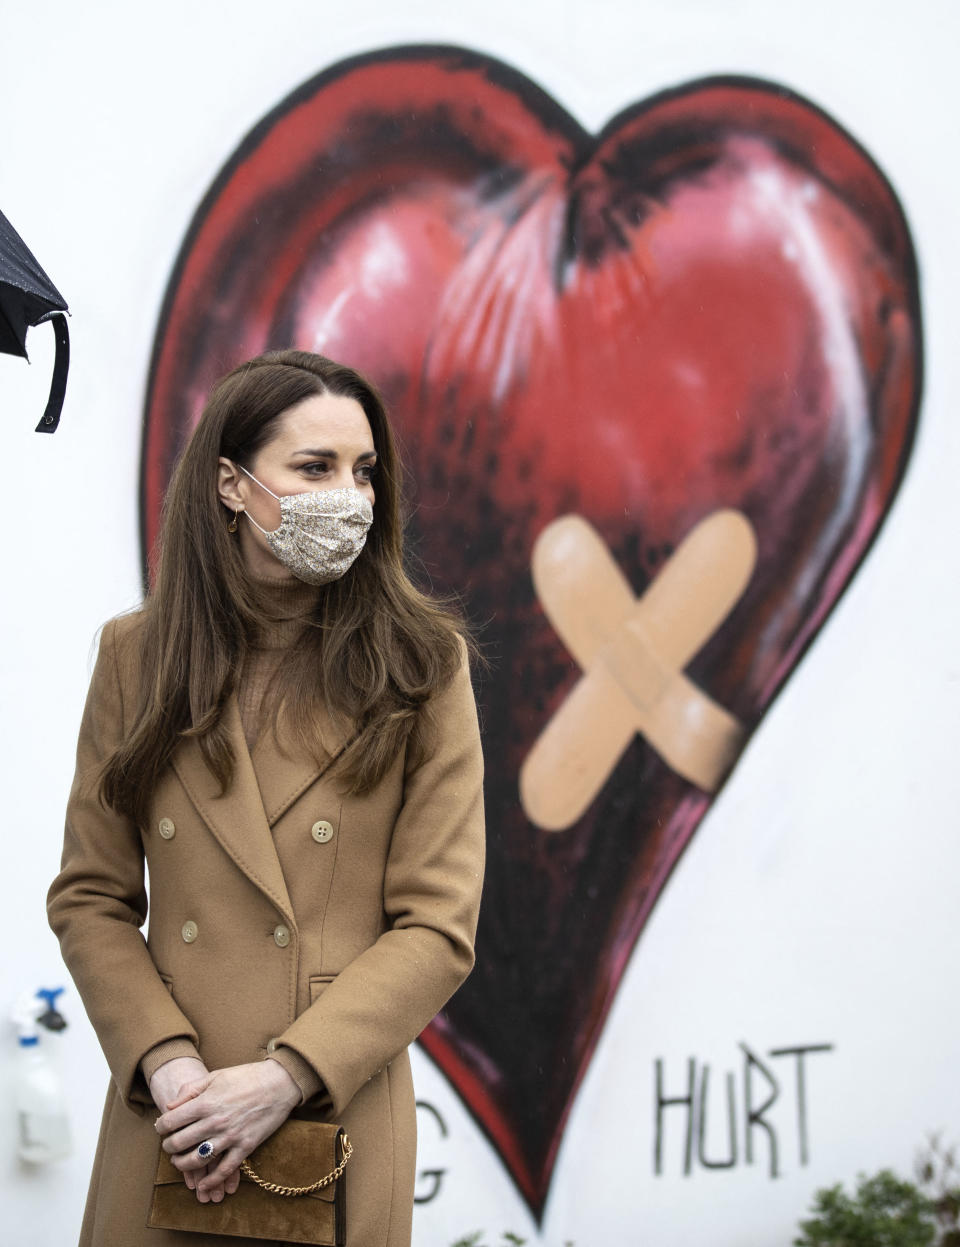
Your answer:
12,987 -> 72,1163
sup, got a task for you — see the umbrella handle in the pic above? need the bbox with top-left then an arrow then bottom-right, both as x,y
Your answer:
35,312 -> 69,433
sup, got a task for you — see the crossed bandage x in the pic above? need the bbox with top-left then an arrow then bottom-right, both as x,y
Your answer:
519,510 -> 758,831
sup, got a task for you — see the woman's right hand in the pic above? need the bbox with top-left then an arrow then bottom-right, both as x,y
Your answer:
149,1057 -> 240,1202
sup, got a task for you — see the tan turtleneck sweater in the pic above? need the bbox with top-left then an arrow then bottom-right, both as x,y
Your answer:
237,575 -> 321,751
141,574 -> 324,1104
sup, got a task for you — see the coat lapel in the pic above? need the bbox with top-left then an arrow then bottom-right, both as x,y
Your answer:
250,701 -> 353,827
171,696 -> 296,926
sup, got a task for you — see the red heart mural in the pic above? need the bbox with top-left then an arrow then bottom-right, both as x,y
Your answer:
141,46 -> 921,1216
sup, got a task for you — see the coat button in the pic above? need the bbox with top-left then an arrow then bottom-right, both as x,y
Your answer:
266,1038 -> 279,1054
158,817 -> 176,840
273,924 -> 291,948
311,820 -> 334,844
181,920 -> 198,943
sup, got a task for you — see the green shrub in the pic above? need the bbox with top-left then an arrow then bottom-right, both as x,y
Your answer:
794,1169 -> 935,1246
915,1133 -> 960,1247
451,1137 -> 960,1247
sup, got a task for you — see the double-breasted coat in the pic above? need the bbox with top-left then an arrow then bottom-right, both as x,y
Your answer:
47,613 -> 486,1247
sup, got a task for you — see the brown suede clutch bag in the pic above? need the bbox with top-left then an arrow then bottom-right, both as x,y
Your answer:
147,1119 -> 349,1245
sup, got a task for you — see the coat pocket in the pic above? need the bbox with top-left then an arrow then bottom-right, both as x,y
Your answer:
308,974 -> 336,1005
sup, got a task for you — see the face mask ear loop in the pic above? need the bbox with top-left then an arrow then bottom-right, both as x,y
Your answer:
237,463 -> 281,535
243,511 -> 273,536
238,463 -> 280,499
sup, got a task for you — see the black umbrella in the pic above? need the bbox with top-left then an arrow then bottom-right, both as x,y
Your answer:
0,208 -> 70,432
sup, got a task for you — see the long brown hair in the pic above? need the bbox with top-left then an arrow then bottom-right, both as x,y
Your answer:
102,349 -> 474,825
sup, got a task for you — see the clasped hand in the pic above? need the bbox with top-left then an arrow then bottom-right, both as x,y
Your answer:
151,1057 -> 301,1203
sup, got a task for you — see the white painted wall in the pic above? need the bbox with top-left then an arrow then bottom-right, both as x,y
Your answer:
1,2 -> 957,1244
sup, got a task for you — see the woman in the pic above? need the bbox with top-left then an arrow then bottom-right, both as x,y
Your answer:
47,350 -> 486,1247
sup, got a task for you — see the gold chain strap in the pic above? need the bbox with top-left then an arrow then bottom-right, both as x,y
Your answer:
239,1133 -> 353,1198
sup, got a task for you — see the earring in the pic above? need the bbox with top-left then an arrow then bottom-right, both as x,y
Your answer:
228,509 -> 240,533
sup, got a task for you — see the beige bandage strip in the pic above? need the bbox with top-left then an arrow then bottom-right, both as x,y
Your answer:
520,510 -> 757,831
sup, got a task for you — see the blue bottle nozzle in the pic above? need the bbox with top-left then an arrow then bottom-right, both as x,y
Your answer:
36,987 -> 67,1033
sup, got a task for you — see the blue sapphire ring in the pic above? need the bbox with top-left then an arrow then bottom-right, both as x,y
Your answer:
197,1140 -> 215,1161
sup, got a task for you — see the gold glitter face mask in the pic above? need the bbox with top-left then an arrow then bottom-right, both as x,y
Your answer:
238,465 -> 373,586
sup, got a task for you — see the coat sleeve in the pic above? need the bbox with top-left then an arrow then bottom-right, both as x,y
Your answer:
47,618 -> 201,1114
274,639 -> 486,1116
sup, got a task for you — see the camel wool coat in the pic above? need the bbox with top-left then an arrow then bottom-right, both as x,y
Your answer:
48,613 -> 486,1247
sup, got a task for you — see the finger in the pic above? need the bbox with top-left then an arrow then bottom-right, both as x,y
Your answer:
166,1082 -> 206,1111
171,1150 -> 212,1173
225,1169 -> 241,1196
197,1148 -> 246,1194
187,1165 -> 226,1204
161,1106 -> 228,1154
168,1127 -> 230,1171
189,1165 -> 212,1203
164,1123 -> 224,1161
171,1142 -> 225,1174
156,1083 -> 212,1133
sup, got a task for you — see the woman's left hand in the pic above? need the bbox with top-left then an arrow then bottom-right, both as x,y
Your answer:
155,1060 -> 302,1194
